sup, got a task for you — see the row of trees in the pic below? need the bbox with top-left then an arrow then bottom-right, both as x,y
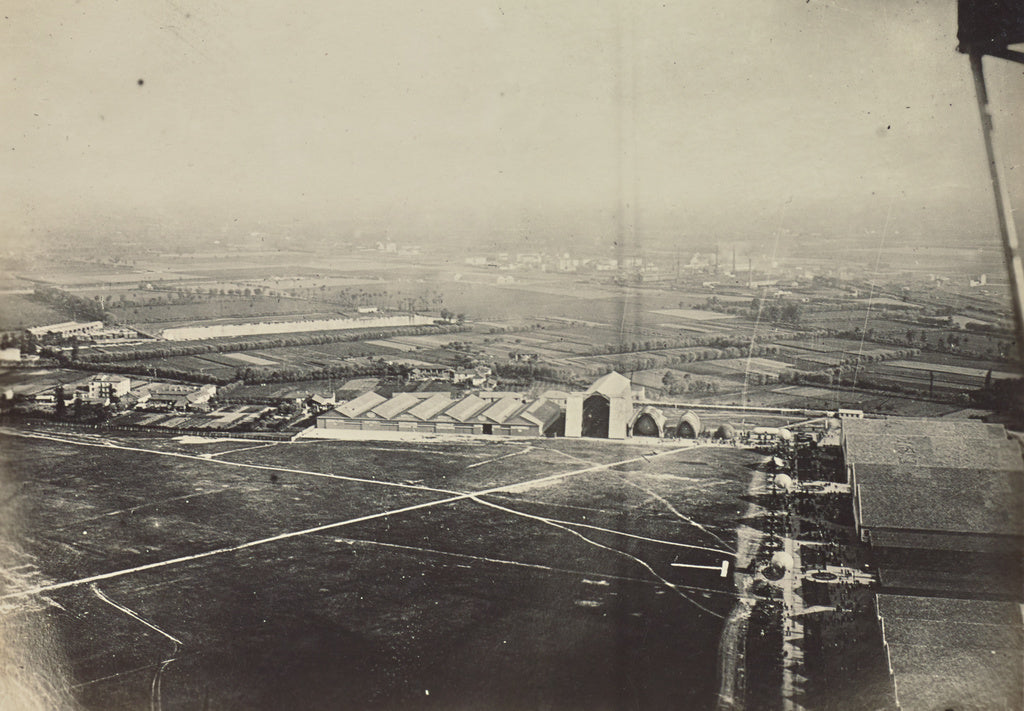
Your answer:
591,335 -> 785,358
32,286 -> 112,323
749,298 -> 802,325
585,343 -> 783,377
659,370 -> 720,395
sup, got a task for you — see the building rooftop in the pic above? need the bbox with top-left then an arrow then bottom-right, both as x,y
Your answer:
843,417 -> 1004,440
370,393 -> 423,420
335,391 -> 387,418
585,371 -> 632,399
479,396 -> 526,424
519,398 -> 562,428
89,374 -> 130,383
855,464 -> 1022,537
405,393 -> 453,420
442,395 -> 489,423
876,594 -> 1023,711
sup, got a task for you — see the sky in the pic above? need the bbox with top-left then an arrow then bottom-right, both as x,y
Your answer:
3,0 -> 1022,251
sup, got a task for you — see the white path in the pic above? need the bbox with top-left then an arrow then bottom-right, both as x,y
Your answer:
332,536 -> 737,598
471,495 -> 728,619
618,476 -> 738,553
91,584 -> 183,647
91,584 -> 181,711
473,496 -> 734,556
465,446 -> 533,469
0,432 -> 701,600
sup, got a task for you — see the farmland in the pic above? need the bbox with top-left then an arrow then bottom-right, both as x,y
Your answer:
0,295 -> 70,331
1,429 -> 757,710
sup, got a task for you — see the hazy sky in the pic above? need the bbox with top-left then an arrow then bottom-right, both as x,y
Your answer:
3,0 -> 1022,248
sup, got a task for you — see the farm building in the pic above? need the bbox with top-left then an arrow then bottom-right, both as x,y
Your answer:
136,382 -> 217,410
316,391 -> 562,437
565,371 -> 633,439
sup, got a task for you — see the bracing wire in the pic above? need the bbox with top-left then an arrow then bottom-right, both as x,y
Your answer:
742,198 -> 791,407
851,195 -> 896,391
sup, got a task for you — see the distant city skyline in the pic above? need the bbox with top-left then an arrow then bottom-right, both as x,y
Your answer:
3,1 -> 1022,253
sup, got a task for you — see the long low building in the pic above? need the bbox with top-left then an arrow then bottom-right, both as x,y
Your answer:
842,417 -> 1024,711
876,594 -> 1023,711
842,417 -> 1023,557
317,391 -> 562,437
162,314 -> 436,340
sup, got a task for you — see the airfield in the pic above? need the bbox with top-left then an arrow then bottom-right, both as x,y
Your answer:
0,429 -> 761,710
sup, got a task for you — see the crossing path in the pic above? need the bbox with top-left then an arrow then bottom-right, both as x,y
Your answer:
0,429 -> 703,600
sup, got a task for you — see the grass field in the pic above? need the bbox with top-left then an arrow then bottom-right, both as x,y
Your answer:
0,295 -> 70,331
1,429 -> 759,710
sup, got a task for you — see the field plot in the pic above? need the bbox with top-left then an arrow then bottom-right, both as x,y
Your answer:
1,430 -> 757,710
113,405 -> 271,430
755,385 -> 960,417
0,294 -> 70,330
883,360 -> 1018,381
650,309 -> 737,322
219,352 -> 281,366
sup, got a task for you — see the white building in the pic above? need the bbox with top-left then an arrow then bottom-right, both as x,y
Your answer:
88,374 -> 131,399
27,321 -> 104,339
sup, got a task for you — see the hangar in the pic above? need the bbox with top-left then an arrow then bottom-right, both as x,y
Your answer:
564,371 -> 633,439
630,406 -> 667,437
316,391 -> 562,437
675,411 -> 702,439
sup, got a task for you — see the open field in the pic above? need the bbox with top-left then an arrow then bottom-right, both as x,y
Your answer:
1,429 -> 758,710
0,295 -> 70,331
730,385 -> 964,417
650,309 -> 737,322
109,298 -> 341,327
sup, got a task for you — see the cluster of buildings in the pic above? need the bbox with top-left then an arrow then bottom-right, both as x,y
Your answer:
26,320 -> 137,342
463,252 -> 646,275
316,372 -> 714,441
33,374 -> 216,410
407,365 -> 493,388
841,418 -> 1023,710
318,390 -> 563,437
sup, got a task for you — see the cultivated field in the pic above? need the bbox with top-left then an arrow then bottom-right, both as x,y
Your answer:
1,429 -> 760,710
0,295 -> 70,331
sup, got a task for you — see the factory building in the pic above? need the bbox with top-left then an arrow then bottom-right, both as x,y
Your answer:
318,371 -> 718,442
